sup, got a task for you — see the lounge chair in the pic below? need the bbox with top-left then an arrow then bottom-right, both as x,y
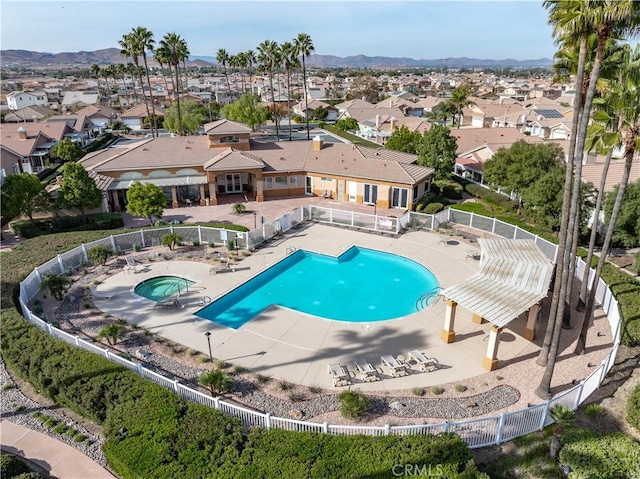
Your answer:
408,350 -> 439,372
380,354 -> 409,377
153,296 -> 180,310
210,258 -> 235,275
126,256 -> 145,273
327,363 -> 351,387
354,359 -> 380,382
88,285 -> 114,300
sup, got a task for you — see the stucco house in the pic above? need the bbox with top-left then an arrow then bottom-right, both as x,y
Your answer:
78,119 -> 434,213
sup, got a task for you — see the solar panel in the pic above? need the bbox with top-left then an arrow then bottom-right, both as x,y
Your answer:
536,109 -> 563,118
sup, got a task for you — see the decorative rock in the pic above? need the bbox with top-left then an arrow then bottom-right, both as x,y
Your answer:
390,401 -> 405,410
289,410 -> 303,419
464,399 -> 478,408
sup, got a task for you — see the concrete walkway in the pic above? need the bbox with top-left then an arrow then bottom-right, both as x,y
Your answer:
0,420 -> 116,479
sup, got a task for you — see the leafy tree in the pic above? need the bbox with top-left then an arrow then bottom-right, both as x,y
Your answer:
1,173 -> 47,226
335,117 -> 358,131
220,94 -> 268,131
416,124 -> 457,179
125,181 -> 166,226
338,389 -> 369,419
161,233 -> 182,250
88,245 -> 113,266
97,323 -> 127,346
426,101 -> 457,126
40,273 -> 68,300
313,106 -> 328,121
143,113 -> 164,130
199,369 -> 233,396
345,75 -> 380,103
604,179 -> 640,248
164,99 -> 204,135
56,162 -> 102,221
50,138 -> 84,161
483,141 -> 565,213
385,125 -> 421,154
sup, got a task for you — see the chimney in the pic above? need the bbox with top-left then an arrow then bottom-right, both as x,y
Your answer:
312,135 -> 323,152
375,114 -> 381,128
17,127 -> 27,140
390,117 -> 396,131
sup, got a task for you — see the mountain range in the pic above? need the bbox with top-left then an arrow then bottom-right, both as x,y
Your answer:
1,48 -> 553,69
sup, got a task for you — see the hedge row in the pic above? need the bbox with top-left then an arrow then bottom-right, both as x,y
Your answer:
627,384 -> 640,433
10,213 -> 124,239
559,429 -> 640,479
464,183 -> 517,213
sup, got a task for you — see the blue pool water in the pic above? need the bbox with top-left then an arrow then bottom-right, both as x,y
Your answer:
196,247 -> 438,329
134,276 -> 195,301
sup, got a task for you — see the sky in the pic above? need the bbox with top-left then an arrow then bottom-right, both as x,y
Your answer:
1,0 -> 556,60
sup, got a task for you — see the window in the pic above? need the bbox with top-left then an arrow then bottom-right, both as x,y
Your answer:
363,184 -> 378,204
412,185 -> 419,203
219,135 -> 239,143
320,177 -> 332,182
391,187 -> 408,208
289,175 -> 304,187
275,177 -> 288,189
264,176 -> 289,190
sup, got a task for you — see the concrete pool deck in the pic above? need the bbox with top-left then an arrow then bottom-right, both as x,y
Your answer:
96,224 -> 535,391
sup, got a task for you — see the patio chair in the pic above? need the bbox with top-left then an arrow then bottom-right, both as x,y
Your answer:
327,363 -> 351,387
88,285 -> 114,301
380,354 -> 408,377
210,258 -> 236,275
438,234 -> 451,247
354,359 -> 380,382
153,296 -> 180,310
126,256 -> 145,273
465,249 -> 479,261
408,350 -> 439,372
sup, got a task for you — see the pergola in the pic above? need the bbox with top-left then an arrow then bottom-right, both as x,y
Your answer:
441,238 -> 554,370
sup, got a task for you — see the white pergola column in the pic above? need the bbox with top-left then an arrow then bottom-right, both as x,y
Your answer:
441,300 -> 457,344
523,301 -> 541,341
171,186 -> 178,208
482,325 -> 502,371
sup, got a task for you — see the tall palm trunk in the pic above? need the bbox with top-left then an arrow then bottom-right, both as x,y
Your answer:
535,34 -> 606,398
182,59 -> 189,98
269,66 -> 279,141
287,67 -> 292,141
536,34 -> 587,367
575,142 -> 636,354
174,63 -> 183,135
578,138 -> 616,309
302,56 -> 310,140
142,56 -> 156,138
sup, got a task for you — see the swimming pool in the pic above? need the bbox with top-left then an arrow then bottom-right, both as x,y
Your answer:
196,246 -> 439,329
134,276 -> 195,301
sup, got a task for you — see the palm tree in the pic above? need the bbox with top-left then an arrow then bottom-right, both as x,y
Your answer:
153,48 -> 171,100
257,40 -> 282,140
281,41 -> 300,141
90,63 -> 101,95
97,323 -> 127,346
535,0 -> 592,396
216,48 -> 232,100
548,404 -> 577,459
449,86 -> 473,127
536,0 -> 640,398
294,33 -> 314,140
119,32 -> 153,136
129,27 -> 157,137
245,50 -> 256,95
39,273 -> 68,301
160,33 -> 189,135
199,369 -> 233,396
575,43 -> 640,355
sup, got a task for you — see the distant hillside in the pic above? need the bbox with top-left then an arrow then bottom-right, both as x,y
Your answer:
191,53 -> 553,69
2,48 -> 552,69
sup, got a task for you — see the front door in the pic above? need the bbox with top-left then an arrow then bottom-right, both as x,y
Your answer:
391,187 -> 408,208
225,173 -> 242,193
305,176 -> 313,195
347,181 -> 357,202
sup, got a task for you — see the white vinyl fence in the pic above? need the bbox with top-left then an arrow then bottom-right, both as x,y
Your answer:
18,209 -> 622,448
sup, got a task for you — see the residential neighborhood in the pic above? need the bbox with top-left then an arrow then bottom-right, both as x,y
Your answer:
1,2 -> 640,479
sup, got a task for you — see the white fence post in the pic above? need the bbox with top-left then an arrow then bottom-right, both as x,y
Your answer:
323,422 -> 328,433
384,424 -> 390,436
329,208 -> 333,223
495,413 -> 506,444
539,401 -> 551,430
265,413 -> 271,429
173,379 -> 179,393
198,225 -> 202,244
57,254 -> 65,274
443,421 -> 450,433
513,226 -> 518,239
34,267 -> 42,282
136,363 -> 143,375
140,230 -> 146,248
104,348 -> 110,359
491,218 -> 496,234
81,243 -> 88,262
351,211 -> 354,227
110,235 -> 117,251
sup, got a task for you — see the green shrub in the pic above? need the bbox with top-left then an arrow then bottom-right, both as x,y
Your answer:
423,202 -> 445,214
232,202 -> 246,214
97,323 -> 127,346
278,379 -> 292,391
431,386 -> 445,395
133,243 -> 141,252
338,389 -> 369,419
411,387 -> 425,396
255,374 -> 271,384
585,403 -> 605,419
53,423 -> 68,435
10,213 -> 124,239
0,454 -> 33,478
74,433 -> 87,443
161,233 -> 182,251
87,245 -> 113,266
559,429 -> 640,479
627,383 -> 640,432
455,384 -> 467,393
434,180 -> 463,200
